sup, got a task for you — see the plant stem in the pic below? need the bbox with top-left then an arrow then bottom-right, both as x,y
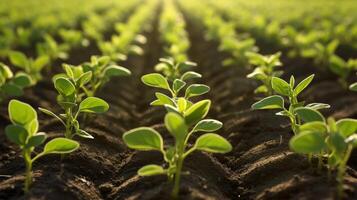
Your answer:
23,149 -> 32,193
317,152 -> 323,172
172,155 -> 183,199
337,144 -> 353,199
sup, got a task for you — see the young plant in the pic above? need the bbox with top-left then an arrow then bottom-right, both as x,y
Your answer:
80,56 -> 131,96
246,52 -> 283,95
8,51 -> 49,83
252,74 -> 330,134
36,34 -> 69,62
5,100 -> 79,193
123,109 -> 232,198
154,57 -> 197,81
329,56 -> 357,88
0,63 -> 32,102
39,73 -> 109,139
290,116 -> 357,199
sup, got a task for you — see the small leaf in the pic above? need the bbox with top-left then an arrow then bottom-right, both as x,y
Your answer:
8,100 -> 37,126
138,164 -> 165,176
181,71 -> 202,81
77,71 -> 92,87
184,100 -> 211,126
251,95 -> 284,109
33,56 -> 49,70
271,77 -> 291,96
76,129 -> 94,139
123,127 -> 163,151
177,98 -> 187,112
185,84 -> 210,98
295,107 -> 325,122
54,77 -> 75,96
299,121 -> 327,133
103,65 -> 131,77
9,51 -> 27,68
165,112 -> 188,143
349,82 -> 357,91
5,125 -> 28,145
294,74 -> 314,96
336,118 -> 357,138
39,107 -> 65,126
173,79 -> 186,94
289,131 -> 325,154
79,97 -> 109,113
2,83 -> 23,96
26,132 -> 46,147
193,119 -> 223,132
43,138 -> 79,154
305,103 -> 330,110
141,73 -> 169,90
194,133 -> 232,153
13,73 -> 32,87
155,92 -> 175,106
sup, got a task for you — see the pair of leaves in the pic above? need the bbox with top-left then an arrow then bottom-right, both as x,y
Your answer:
271,74 -> 314,97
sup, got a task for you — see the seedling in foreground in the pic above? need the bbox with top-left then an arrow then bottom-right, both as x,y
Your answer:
40,74 -> 109,139
0,63 -> 32,102
246,51 -> 283,95
290,116 -> 357,199
8,51 -> 49,83
5,100 -> 79,193
252,74 -> 330,134
123,111 -> 232,199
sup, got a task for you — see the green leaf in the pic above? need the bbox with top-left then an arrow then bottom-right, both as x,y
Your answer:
350,82 -> 357,91
13,73 -> 32,87
123,127 -> 163,151
39,107 -> 65,126
5,125 -> 28,145
177,98 -> 187,112
77,71 -> 92,87
289,131 -> 325,154
54,77 -> 75,96
181,71 -> 202,81
2,83 -> 23,96
138,164 -> 165,176
0,63 -> 13,79
336,118 -> 357,138
345,134 -> 357,147
271,77 -> 291,96
8,100 -> 37,126
295,107 -> 325,122
141,73 -> 169,90
79,97 -> 109,113
193,119 -> 223,132
194,133 -> 232,153
251,95 -> 284,109
154,92 -> 175,106
173,79 -> 186,94
305,103 -> 330,110
76,129 -> 94,139
185,84 -> 210,98
43,138 -> 79,154
184,100 -> 211,126
9,51 -> 27,68
33,56 -> 49,70
103,65 -> 131,77
299,121 -> 327,133
294,74 -> 314,96
26,132 -> 46,147
165,112 -> 188,143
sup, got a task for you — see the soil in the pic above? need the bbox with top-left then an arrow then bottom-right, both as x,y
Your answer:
1,4 -> 357,200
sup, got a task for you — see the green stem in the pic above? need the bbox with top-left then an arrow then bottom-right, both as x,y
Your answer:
318,152 -> 323,172
337,145 -> 353,199
172,155 -> 183,199
23,149 -> 32,193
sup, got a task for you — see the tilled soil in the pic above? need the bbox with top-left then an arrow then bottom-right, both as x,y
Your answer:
1,6 -> 357,200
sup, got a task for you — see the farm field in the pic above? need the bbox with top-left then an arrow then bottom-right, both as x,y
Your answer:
0,0 -> 357,199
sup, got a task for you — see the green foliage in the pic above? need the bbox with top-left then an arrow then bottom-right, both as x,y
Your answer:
246,52 -> 283,95
0,63 -> 32,102
124,58 -> 232,198
9,51 -> 49,83
39,70 -> 109,140
154,57 -> 197,81
5,100 -> 79,193
252,74 -> 330,134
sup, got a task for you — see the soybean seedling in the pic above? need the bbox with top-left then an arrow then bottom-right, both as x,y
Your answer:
8,51 -> 49,83
5,100 -> 79,193
80,55 -> 131,96
154,57 -> 197,81
290,116 -> 357,199
246,52 -> 283,95
0,63 -> 32,102
252,74 -> 330,134
123,111 -> 232,199
39,71 -> 109,139
329,56 -> 357,88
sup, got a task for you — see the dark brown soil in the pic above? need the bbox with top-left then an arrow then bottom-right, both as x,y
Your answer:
1,4 -> 357,200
